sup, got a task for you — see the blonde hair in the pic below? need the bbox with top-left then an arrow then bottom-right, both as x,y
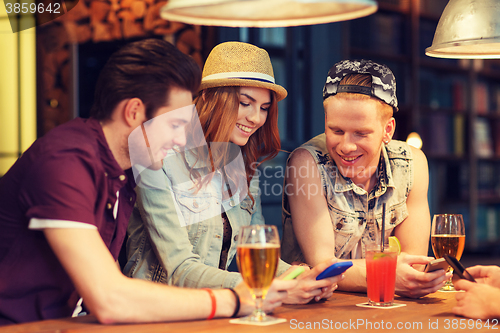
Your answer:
323,73 -> 393,122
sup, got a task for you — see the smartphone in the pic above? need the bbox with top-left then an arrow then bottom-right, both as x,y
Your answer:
282,266 -> 306,280
443,254 -> 476,282
316,261 -> 353,280
424,257 -> 450,273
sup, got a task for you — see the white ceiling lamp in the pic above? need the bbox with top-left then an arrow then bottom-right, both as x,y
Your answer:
426,0 -> 500,59
160,0 -> 377,28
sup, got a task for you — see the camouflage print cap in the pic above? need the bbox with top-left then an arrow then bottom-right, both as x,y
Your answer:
322,59 -> 398,112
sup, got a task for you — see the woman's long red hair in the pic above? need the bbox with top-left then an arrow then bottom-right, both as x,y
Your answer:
189,86 -> 281,206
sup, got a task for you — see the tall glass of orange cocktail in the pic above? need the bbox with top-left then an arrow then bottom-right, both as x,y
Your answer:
366,244 -> 398,306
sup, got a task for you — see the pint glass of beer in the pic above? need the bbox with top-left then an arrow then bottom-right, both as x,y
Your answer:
236,225 -> 280,322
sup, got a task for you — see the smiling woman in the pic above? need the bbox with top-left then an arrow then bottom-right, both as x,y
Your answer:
124,41 -> 343,306
124,41 -> 285,287
229,87 -> 271,146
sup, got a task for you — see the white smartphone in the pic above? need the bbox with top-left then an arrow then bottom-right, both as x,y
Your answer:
424,257 -> 449,273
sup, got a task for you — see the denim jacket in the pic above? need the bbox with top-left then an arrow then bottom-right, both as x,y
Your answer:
124,149 -> 288,289
281,134 -> 413,263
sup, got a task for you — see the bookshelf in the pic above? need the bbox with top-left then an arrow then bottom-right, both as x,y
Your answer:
214,0 -> 500,250
345,0 -> 500,251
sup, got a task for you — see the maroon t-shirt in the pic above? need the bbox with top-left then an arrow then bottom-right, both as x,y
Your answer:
0,118 -> 136,325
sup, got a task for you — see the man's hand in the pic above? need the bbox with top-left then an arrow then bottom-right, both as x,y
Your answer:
453,280 -> 500,319
395,253 -> 450,298
464,265 -> 500,287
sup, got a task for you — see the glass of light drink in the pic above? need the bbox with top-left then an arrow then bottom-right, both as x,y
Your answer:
236,225 -> 280,322
431,214 -> 465,291
366,244 -> 398,306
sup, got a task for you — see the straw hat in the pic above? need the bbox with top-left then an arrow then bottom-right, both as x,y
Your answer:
200,42 -> 287,101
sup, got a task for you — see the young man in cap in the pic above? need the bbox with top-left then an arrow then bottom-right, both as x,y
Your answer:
0,38 -> 294,325
281,59 -> 449,298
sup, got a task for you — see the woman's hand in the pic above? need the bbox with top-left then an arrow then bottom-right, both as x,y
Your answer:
279,259 -> 344,304
395,253 -> 451,298
234,279 -> 297,316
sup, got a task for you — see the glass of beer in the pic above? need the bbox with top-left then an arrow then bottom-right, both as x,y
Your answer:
431,214 -> 466,291
236,225 -> 280,323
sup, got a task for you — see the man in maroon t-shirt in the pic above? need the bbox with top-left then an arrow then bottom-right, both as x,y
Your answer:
0,39 -> 295,325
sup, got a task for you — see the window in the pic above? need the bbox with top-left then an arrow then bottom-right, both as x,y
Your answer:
0,8 -> 36,176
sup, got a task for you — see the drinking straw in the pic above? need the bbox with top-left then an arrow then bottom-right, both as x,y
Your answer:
380,202 -> 387,303
381,203 -> 386,252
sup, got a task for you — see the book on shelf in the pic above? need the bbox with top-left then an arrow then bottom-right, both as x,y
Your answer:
421,113 -> 465,156
478,162 -> 496,199
474,118 -> 493,158
487,208 -> 497,242
492,85 -> 500,114
476,205 -> 500,243
453,115 -> 465,156
459,164 -> 469,200
475,82 -> 489,115
452,80 -> 467,112
495,121 -> 500,157
422,114 -> 449,155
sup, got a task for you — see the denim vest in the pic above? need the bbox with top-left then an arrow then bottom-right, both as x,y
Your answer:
281,134 -> 413,263
124,149 -> 288,289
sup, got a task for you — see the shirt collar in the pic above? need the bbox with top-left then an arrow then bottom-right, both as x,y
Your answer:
185,147 -> 212,169
378,144 -> 396,191
86,118 -> 131,183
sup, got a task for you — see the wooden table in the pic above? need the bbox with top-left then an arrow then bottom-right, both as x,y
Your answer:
2,291 -> 498,332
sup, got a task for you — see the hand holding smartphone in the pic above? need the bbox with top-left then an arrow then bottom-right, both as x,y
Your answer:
316,261 -> 353,280
424,257 -> 449,273
444,254 -> 476,282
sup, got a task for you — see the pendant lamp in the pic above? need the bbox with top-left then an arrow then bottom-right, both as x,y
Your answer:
160,0 -> 377,28
426,0 -> 500,59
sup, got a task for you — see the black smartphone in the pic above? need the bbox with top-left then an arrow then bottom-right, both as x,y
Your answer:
424,257 -> 449,273
316,261 -> 353,280
443,254 -> 476,282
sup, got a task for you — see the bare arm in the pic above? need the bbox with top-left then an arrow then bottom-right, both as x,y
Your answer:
44,228 -> 292,324
287,149 -> 335,267
393,147 -> 449,298
393,146 -> 430,256
285,149 -> 366,292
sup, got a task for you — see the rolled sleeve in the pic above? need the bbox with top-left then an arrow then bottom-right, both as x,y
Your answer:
21,150 -> 98,226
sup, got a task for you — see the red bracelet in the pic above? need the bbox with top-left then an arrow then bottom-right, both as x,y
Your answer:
202,288 -> 216,320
